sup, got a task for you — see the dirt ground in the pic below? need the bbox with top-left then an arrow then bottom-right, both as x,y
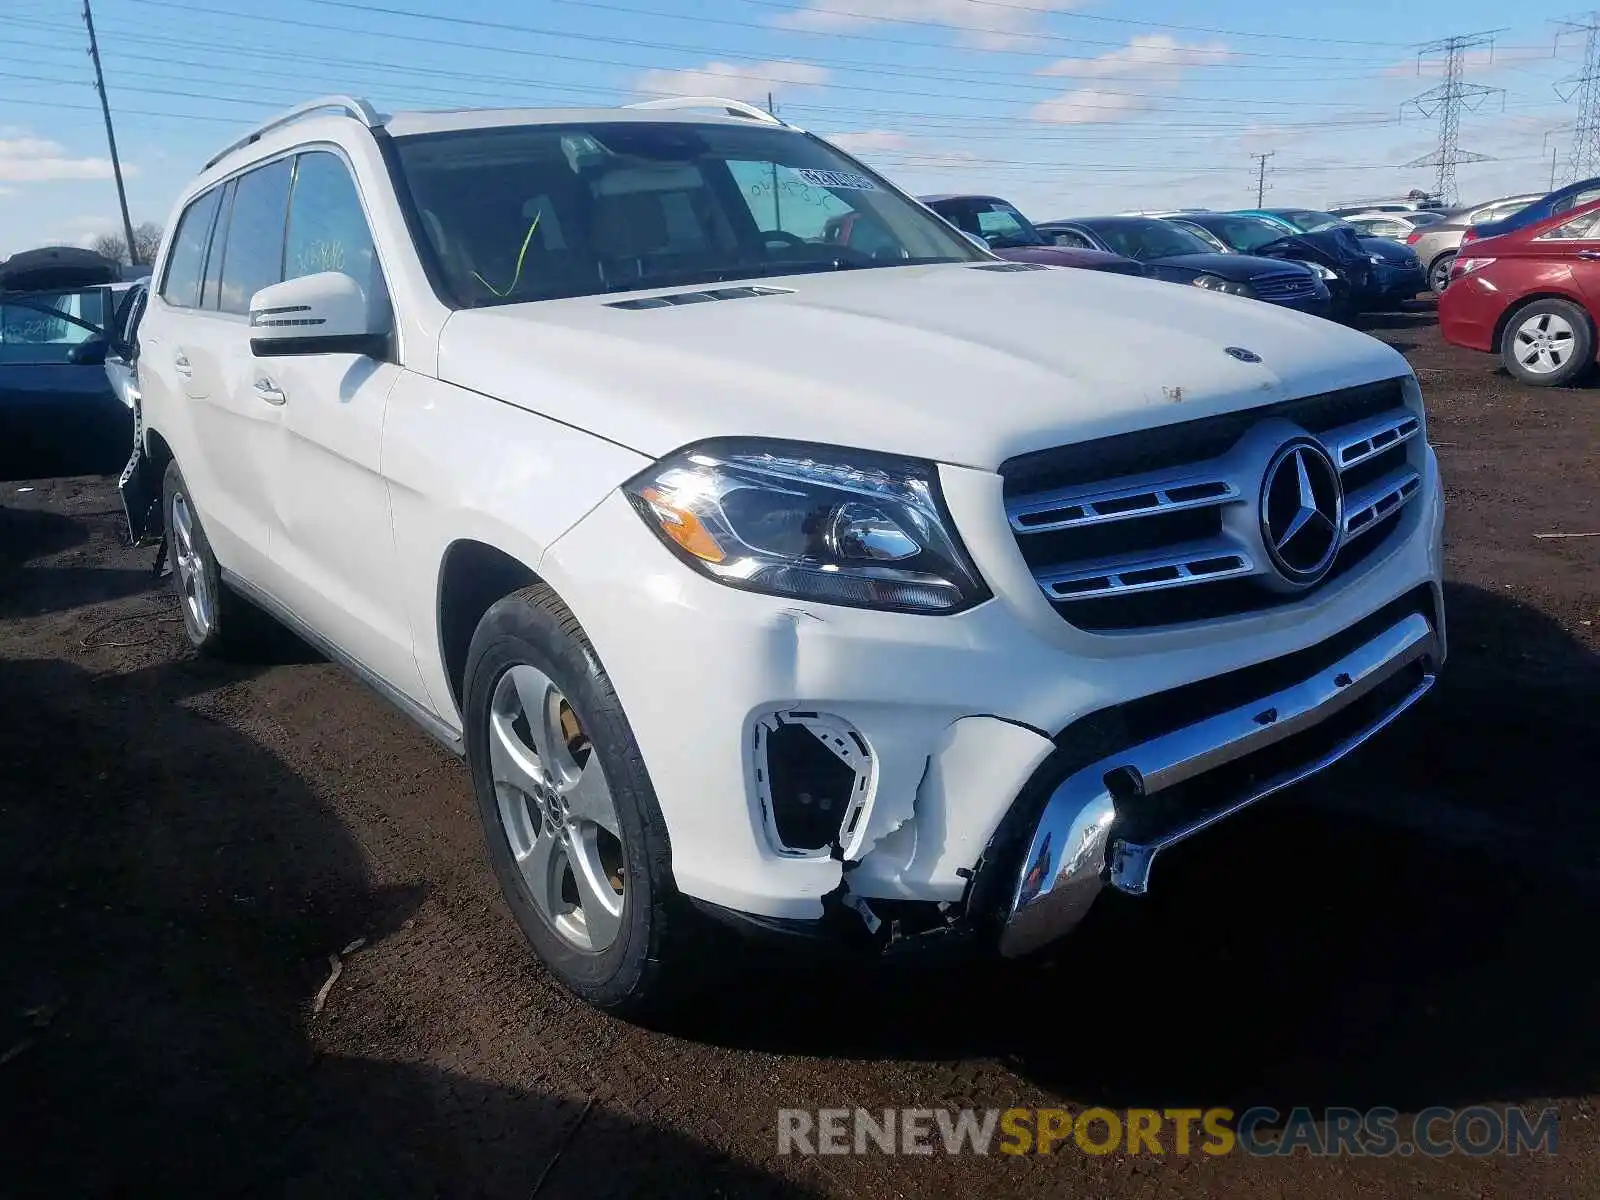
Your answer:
1,314 -> 1596,1198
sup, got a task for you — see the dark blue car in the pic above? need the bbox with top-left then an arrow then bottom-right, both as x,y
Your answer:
0,247 -> 136,482
1465,175 -> 1600,244
1036,216 -> 1331,316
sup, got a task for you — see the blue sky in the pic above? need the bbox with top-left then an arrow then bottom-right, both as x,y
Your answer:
0,0 -> 1592,256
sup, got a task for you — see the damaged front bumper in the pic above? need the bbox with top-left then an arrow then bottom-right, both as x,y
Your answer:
991,606 -> 1440,958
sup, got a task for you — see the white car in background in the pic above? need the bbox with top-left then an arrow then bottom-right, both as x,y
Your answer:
128,95 -> 1446,1013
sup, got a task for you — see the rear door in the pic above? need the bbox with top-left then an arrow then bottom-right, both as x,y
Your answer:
189,158 -> 293,579
1530,207 -> 1600,309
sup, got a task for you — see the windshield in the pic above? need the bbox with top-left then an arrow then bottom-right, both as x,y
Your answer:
923,197 -> 1047,249
394,121 -> 982,306
1081,219 -> 1214,260
1274,209 -> 1349,234
1196,215 -> 1291,253
0,288 -> 110,366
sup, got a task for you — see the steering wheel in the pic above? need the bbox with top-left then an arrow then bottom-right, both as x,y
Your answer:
759,230 -> 809,250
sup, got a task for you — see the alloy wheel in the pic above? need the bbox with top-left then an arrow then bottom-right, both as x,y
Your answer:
1513,311 -> 1576,376
169,492 -> 214,638
488,664 -> 625,953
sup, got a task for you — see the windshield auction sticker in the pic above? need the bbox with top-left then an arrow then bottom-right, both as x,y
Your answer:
793,168 -> 879,191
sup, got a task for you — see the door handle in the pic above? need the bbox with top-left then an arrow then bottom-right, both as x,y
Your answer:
1578,250 -> 1600,260
173,352 -> 192,378
253,377 -> 287,406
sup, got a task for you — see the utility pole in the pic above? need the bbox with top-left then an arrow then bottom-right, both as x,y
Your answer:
767,91 -> 781,230
83,0 -> 138,265
1404,30 -> 1505,205
1555,14 -> 1600,184
1250,151 -> 1274,207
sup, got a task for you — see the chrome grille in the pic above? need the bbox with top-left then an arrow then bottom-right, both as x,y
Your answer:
1252,271 -> 1319,300
1001,378 -> 1424,631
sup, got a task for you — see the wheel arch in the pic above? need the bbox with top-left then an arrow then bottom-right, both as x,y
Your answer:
436,538 -> 548,718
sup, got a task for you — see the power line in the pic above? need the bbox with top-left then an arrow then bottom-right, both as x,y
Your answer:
116,0 -> 1419,68
1404,30 -> 1506,204
1555,13 -> 1600,183
729,0 -> 1415,46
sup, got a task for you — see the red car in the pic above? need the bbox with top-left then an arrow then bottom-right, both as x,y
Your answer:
1439,197 -> 1600,387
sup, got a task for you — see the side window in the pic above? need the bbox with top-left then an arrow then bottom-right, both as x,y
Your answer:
218,158 -> 292,315
159,188 -> 221,308
201,181 -> 236,311
1537,210 -> 1600,241
284,150 -> 380,298
1050,229 -> 1094,250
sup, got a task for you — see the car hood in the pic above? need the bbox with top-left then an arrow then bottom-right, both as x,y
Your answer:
1148,252 -> 1310,280
1360,237 -> 1420,264
991,245 -> 1143,273
436,263 -> 1410,471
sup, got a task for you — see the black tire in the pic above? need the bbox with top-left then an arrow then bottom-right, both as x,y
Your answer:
1499,298 -> 1595,388
161,460 -> 273,657
463,582 -> 713,1015
1428,253 -> 1456,295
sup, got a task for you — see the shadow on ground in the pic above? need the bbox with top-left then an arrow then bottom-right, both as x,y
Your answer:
0,655 -> 815,1199
671,582 -> 1600,1113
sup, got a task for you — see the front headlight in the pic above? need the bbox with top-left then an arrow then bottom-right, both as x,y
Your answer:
1192,274 -> 1254,297
1368,253 -> 1386,266
625,440 -> 989,614
1295,260 -> 1338,281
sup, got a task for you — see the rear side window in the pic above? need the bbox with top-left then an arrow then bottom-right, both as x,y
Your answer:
159,188 -> 221,307
1537,210 -> 1600,240
218,158 -> 292,315
201,181 -> 236,311
284,151 -> 380,298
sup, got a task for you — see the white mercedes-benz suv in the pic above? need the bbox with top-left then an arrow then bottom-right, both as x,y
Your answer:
127,96 -> 1445,1012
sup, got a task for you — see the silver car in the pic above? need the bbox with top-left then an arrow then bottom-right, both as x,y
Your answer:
1410,193 -> 1545,293
1340,211 -> 1447,241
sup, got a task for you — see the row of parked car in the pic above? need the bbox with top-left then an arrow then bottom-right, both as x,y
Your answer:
910,194 -> 1427,321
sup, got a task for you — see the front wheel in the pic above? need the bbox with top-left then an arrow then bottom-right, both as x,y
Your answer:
463,583 -> 714,1014
1500,298 -> 1594,387
1429,253 -> 1456,295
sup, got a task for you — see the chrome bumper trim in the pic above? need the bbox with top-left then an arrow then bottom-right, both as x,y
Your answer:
998,612 -> 1438,958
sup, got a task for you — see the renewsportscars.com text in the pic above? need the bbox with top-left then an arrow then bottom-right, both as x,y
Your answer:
777,1106 -> 1559,1158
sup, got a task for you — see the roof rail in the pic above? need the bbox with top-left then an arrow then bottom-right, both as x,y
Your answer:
203,95 -> 383,171
623,96 -> 786,126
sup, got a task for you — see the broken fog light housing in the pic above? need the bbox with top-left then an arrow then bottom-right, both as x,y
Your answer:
626,440 -> 989,613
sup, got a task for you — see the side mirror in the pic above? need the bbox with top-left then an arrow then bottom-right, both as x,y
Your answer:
961,231 -> 989,251
68,336 -> 109,366
249,271 -> 389,359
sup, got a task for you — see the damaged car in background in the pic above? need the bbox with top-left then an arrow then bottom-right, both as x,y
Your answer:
128,95 -> 1446,1014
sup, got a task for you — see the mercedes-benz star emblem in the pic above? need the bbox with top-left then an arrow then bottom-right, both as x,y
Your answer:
1225,346 -> 1262,363
1259,439 -> 1344,586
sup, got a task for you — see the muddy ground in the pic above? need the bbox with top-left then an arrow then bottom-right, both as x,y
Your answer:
1,314 -> 1596,1198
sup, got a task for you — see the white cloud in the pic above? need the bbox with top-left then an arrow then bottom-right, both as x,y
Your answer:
0,135 -> 129,184
824,129 -> 914,155
635,60 -> 829,105
1039,34 -> 1233,81
823,129 -> 981,171
777,0 -> 1086,50
1030,35 -> 1232,125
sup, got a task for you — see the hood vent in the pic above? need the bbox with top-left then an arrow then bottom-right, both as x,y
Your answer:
607,285 -> 793,310
969,262 -> 1052,273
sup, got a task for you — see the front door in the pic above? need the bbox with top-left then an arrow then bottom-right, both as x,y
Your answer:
262,149 -> 428,704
